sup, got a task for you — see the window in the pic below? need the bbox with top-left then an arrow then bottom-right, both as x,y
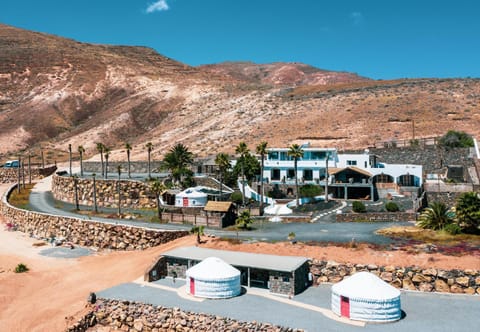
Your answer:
287,169 -> 295,179
268,151 -> 279,160
303,169 -> 313,181
310,151 -> 326,160
271,169 -> 280,180
282,276 -> 290,282
347,160 -> 357,166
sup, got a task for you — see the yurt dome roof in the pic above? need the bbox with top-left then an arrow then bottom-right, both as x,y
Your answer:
176,188 -> 208,198
186,257 -> 240,280
332,272 -> 400,300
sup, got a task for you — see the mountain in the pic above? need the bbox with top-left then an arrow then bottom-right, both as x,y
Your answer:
0,23 -> 479,162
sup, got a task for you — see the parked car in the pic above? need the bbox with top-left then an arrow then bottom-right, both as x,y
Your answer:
3,160 -> 20,168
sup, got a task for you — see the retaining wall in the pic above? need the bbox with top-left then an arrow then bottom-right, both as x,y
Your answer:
52,174 -> 156,209
67,299 -> 303,332
0,165 -> 57,183
1,184 -> 188,250
336,212 -> 417,222
83,161 -> 164,174
310,260 -> 480,295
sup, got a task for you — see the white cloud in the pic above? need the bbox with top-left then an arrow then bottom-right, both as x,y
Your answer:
146,0 -> 169,13
350,12 -> 364,25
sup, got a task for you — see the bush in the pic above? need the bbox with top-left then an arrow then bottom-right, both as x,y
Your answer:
15,263 -> 29,273
352,201 -> 366,213
385,201 -> 400,212
299,184 -> 323,198
230,192 -> 243,205
443,223 -> 462,235
439,130 -> 474,148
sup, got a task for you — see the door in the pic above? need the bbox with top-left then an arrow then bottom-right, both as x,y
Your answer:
340,296 -> 350,318
183,197 -> 189,207
190,277 -> 195,295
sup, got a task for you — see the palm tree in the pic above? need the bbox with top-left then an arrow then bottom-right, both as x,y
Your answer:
125,142 -> 132,178
78,145 -> 85,177
68,144 -> 72,176
92,173 -> 98,213
150,178 -> 166,221
163,143 -> 194,186
235,141 -> 249,206
215,152 -> 230,201
417,202 -> 453,230
145,142 -> 154,179
96,143 -> 105,177
104,146 -> 110,179
73,175 -> 79,211
256,141 -> 268,215
288,143 -> 304,207
191,225 -> 205,244
236,210 -> 253,230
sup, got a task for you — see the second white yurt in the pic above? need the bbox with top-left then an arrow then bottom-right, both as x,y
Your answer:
185,257 -> 241,299
331,271 -> 402,322
175,188 -> 208,207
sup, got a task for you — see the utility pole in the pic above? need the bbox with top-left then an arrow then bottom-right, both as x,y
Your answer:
68,144 -> 72,176
28,154 -> 32,184
325,152 -> 329,203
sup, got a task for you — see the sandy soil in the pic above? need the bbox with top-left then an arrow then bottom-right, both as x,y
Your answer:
0,224 -> 478,332
201,238 -> 480,271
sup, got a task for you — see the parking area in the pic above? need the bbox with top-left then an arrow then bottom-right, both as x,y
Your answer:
97,278 -> 479,332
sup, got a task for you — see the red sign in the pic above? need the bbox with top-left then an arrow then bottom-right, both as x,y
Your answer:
340,296 -> 350,318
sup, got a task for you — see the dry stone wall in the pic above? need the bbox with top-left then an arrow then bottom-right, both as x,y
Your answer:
1,185 -> 188,250
67,299 -> 303,332
310,260 -> 480,295
336,212 -> 417,222
83,161 -> 164,174
52,174 -> 156,209
0,165 -> 57,183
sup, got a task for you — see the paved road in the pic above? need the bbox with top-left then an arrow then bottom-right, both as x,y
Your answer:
28,175 -> 412,244
97,280 -> 479,332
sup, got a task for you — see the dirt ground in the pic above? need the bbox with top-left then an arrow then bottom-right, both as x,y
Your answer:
0,224 -> 479,332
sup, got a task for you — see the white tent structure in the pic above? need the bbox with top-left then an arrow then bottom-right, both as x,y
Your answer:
331,272 -> 402,322
185,257 -> 241,299
175,187 -> 208,207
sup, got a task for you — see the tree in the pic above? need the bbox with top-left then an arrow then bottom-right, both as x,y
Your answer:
68,144 -> 72,176
455,192 -> 480,233
117,165 -> 122,216
96,143 -> 105,177
191,225 -> 205,244
125,142 -> 132,178
163,143 -> 194,187
145,142 -> 154,179
78,145 -> 85,177
215,152 -> 230,201
235,142 -> 249,206
256,141 -> 268,215
417,202 -> 454,230
439,130 -> 474,148
104,146 -> 110,179
288,143 -> 304,207
150,178 -> 166,221
236,210 -> 253,230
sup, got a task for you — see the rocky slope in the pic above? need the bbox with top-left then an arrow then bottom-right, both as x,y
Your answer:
1,23 -> 479,162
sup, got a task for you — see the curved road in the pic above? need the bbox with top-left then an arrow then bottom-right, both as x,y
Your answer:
28,175 -> 412,245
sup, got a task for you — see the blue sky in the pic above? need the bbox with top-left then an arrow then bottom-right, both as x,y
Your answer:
1,0 -> 479,79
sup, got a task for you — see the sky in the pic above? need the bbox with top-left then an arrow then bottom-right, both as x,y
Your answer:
1,0 -> 479,79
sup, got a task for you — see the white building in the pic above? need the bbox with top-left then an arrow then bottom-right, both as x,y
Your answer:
261,144 -> 422,200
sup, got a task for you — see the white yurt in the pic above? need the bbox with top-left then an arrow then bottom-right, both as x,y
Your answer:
185,257 -> 241,299
331,271 -> 401,322
175,188 -> 208,207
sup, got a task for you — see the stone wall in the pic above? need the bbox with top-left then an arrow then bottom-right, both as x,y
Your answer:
0,165 -> 57,183
67,299 -> 303,332
52,174 -> 156,209
310,260 -> 480,295
425,191 -> 464,208
336,212 -> 417,222
1,184 -> 188,250
83,161 -> 164,174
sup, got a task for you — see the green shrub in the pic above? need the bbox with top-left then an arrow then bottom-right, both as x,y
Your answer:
439,130 -> 474,148
352,201 -> 366,213
299,184 -> 323,198
230,192 -> 244,205
443,223 -> 462,235
385,201 -> 400,212
15,263 -> 29,273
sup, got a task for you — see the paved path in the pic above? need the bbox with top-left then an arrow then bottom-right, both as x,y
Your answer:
97,279 -> 480,332
27,175 -> 413,244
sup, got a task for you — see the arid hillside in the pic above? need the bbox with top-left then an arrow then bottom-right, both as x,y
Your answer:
0,23 -> 479,162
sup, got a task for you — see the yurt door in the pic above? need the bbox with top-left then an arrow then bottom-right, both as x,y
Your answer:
340,296 -> 350,318
190,277 -> 195,295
